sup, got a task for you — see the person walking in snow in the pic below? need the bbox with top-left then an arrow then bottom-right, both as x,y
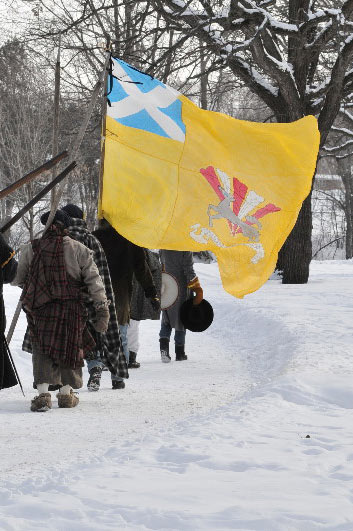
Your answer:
0,233 -> 18,391
128,249 -> 162,368
159,250 -> 203,362
61,204 -> 129,392
93,219 -> 160,381
12,210 -> 110,412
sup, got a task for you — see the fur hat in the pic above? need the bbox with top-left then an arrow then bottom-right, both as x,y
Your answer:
40,210 -> 72,228
61,203 -> 84,219
180,298 -> 214,332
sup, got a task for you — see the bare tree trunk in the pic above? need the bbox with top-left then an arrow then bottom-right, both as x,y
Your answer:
162,29 -> 174,83
199,42 -> 208,110
113,0 -> 120,57
276,110 -> 316,283
51,36 -> 61,203
338,157 -> 353,259
278,191 -> 313,283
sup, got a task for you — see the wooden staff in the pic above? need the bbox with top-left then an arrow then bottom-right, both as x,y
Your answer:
0,151 -> 68,201
0,162 -> 77,235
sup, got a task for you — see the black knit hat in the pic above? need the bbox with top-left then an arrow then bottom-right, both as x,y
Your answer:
40,210 -> 72,228
62,203 -> 84,219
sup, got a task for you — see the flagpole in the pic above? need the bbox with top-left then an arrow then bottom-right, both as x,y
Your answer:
0,151 -> 68,200
98,38 -> 111,219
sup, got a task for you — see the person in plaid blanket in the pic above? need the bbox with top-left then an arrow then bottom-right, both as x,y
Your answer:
61,204 -> 129,391
12,210 -> 110,412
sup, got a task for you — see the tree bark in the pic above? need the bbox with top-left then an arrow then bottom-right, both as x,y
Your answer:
338,157 -> 353,259
278,191 -> 313,283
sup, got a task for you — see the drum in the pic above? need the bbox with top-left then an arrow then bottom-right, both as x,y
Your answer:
160,272 -> 179,310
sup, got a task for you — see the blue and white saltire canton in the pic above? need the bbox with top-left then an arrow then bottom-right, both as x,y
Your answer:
108,58 -> 186,142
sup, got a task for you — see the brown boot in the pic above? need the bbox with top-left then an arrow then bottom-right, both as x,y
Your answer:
30,393 -> 52,412
57,390 -> 79,408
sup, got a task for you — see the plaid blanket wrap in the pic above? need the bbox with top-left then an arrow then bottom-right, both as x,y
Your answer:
65,219 -> 128,379
21,225 -> 95,369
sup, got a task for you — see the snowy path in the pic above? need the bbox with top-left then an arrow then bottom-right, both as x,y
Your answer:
0,263 -> 271,483
2,262 -> 353,530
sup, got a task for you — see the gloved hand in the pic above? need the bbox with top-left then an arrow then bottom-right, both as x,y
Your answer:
93,305 -> 110,333
150,296 -> 161,312
187,277 -> 203,306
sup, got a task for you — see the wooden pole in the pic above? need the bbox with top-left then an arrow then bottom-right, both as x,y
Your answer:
1,162 -> 77,234
6,299 -> 22,345
0,151 -> 68,201
98,38 -> 111,219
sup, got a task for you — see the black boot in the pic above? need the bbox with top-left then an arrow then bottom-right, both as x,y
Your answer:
128,351 -> 140,369
160,338 -> 171,363
112,379 -> 125,389
175,345 -> 187,361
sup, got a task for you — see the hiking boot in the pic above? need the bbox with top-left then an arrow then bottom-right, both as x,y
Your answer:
87,366 -> 103,392
112,380 -> 125,390
30,393 -> 52,412
57,390 -> 79,408
160,337 -> 171,363
175,345 -> 187,361
128,351 -> 140,369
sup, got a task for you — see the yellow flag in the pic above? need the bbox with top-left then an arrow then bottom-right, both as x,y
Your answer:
100,58 -> 320,298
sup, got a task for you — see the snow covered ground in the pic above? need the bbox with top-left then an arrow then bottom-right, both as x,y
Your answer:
1,260 -> 353,530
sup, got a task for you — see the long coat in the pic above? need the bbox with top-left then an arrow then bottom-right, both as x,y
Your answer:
0,239 -> 18,390
130,250 -> 162,321
159,250 -> 196,331
93,225 -> 156,325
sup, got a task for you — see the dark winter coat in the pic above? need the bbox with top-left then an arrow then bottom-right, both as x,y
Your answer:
93,226 -> 156,325
0,236 -> 18,390
130,250 -> 162,321
159,250 -> 196,331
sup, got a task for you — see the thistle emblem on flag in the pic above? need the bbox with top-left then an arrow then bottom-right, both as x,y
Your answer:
190,166 -> 281,263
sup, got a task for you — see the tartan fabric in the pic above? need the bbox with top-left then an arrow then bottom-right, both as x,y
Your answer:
21,225 -> 95,369
67,218 -> 128,379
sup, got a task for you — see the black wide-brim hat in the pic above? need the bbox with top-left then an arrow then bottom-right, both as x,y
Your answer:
180,298 -> 214,332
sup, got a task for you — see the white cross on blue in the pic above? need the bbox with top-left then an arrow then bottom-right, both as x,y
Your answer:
108,58 -> 186,143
